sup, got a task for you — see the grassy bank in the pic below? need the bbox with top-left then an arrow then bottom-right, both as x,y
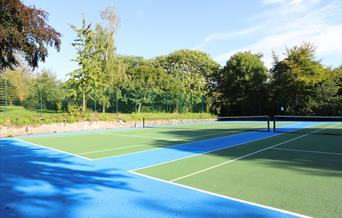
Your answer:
0,106 -> 215,127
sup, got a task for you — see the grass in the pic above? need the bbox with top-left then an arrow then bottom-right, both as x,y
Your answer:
136,124 -> 342,218
20,121 -> 269,159
0,105 -> 215,127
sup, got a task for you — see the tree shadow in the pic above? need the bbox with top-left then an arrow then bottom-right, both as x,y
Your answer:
133,197 -> 276,218
274,126 -> 342,136
0,139 -> 138,217
145,126 -> 342,177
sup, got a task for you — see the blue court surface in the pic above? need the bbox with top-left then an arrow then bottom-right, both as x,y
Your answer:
1,121 -> 340,217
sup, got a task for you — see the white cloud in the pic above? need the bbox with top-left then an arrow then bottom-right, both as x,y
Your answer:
262,0 -> 320,7
193,26 -> 259,49
212,0 -> 341,67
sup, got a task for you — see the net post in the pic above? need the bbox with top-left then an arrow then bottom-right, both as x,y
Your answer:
273,116 -> 276,132
143,117 -> 145,128
267,118 -> 270,132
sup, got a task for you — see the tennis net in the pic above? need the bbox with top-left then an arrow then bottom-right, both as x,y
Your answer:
143,115 -> 271,132
273,115 -> 342,135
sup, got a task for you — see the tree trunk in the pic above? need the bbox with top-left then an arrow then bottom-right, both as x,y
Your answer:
115,88 -> 119,114
82,92 -> 86,112
102,104 -> 105,113
137,103 -> 142,113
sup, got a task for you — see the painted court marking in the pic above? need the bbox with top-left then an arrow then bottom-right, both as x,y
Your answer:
91,126 -> 274,161
170,124 -> 337,182
132,122 -> 309,172
12,123 -> 321,217
78,144 -> 149,155
83,129 -> 253,158
141,128 -> 260,140
14,138 -> 92,161
130,170 -> 310,218
131,132 -> 280,172
100,132 -> 179,141
271,147 -> 342,156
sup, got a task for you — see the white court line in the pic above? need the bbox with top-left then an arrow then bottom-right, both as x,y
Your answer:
100,132 -> 179,141
92,127 -> 267,161
142,128 -> 253,140
271,148 -> 342,156
78,144 -> 149,155
129,170 -> 310,218
14,138 -> 92,161
131,131 -> 285,172
93,122 -> 316,161
101,125 -> 262,142
170,124 -> 337,182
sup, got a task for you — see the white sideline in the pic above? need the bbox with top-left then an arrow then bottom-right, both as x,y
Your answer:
271,147 -> 342,156
170,124 -> 337,182
14,138 -> 92,161
92,125 -> 272,161
129,170 -> 311,218
142,128 -> 254,140
100,132 -> 179,141
78,144 -> 149,155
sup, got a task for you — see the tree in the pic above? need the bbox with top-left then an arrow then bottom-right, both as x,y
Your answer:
93,7 -> 123,113
0,0 -> 61,71
312,66 -> 342,115
1,63 -> 33,103
67,18 -> 101,112
219,52 -> 268,115
124,62 -> 169,113
32,70 -> 64,110
270,43 -> 329,115
153,49 -> 220,112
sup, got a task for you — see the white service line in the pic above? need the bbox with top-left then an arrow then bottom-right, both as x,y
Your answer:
78,144 -> 149,155
132,131 -> 283,172
93,128 -> 266,161
100,132 -> 179,141
271,147 -> 342,156
142,128 -> 251,140
14,138 -> 93,161
129,170 -> 311,218
170,124 -> 337,182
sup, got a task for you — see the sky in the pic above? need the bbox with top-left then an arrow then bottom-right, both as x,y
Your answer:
23,0 -> 342,80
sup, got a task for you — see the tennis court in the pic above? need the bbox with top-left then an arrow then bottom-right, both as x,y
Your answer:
18,117 -> 273,160
134,122 -> 342,217
4,116 -> 342,217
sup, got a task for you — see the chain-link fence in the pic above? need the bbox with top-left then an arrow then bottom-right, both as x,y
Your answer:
0,78 -> 210,114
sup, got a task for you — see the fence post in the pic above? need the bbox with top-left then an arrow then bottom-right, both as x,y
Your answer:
115,88 -> 119,114
5,80 -> 8,106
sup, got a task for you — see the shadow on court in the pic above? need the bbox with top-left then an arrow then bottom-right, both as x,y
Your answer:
144,125 -> 342,177
0,138 -> 295,218
0,139 -> 138,217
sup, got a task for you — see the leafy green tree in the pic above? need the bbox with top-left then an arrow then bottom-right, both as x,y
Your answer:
219,52 -> 268,115
124,62 -> 168,113
1,64 -> 33,103
270,43 -> 330,114
0,0 -> 61,71
33,70 -> 64,110
67,18 -> 101,112
93,7 -> 123,113
153,49 -> 220,112
312,66 -> 342,115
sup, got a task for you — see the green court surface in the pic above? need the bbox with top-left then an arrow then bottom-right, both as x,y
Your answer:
20,121 -> 271,159
136,124 -> 342,218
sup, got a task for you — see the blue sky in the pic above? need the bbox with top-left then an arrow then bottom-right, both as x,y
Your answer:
23,0 -> 342,80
